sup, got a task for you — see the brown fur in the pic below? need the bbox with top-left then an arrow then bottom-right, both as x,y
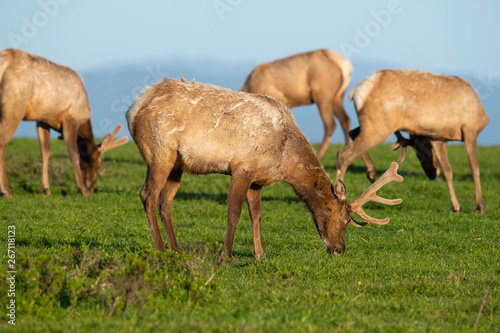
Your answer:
127,78 -> 402,259
0,49 -> 127,197
241,49 -> 353,160
337,69 -> 489,213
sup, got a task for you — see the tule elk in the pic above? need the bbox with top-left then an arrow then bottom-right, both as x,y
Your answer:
336,69 -> 489,213
126,77 -> 403,259
241,49 -> 353,160
0,49 -> 128,197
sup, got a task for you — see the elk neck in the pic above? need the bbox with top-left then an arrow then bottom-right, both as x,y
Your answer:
282,139 -> 337,224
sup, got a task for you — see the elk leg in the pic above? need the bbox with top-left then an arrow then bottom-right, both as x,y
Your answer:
246,183 -> 264,259
140,162 -> 172,252
158,169 -> 183,252
0,116 -> 22,198
223,175 -> 252,260
463,130 -> 486,214
316,100 -> 336,161
332,97 -> 351,146
36,122 -> 52,195
0,145 -> 12,198
430,141 -> 461,212
349,127 -> 376,182
61,116 -> 87,195
336,129 -> 390,182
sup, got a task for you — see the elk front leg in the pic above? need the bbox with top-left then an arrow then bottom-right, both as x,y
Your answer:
61,117 -> 87,195
430,141 -> 461,212
337,128 -> 390,182
246,184 -> 264,259
36,122 -> 52,194
158,169 -> 183,252
223,175 -> 252,261
349,127 -> 376,182
0,115 -> 22,198
463,130 -> 486,214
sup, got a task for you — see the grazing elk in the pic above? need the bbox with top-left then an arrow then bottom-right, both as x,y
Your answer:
241,49 -> 353,160
0,49 -> 128,197
126,77 -> 403,259
336,69 -> 489,213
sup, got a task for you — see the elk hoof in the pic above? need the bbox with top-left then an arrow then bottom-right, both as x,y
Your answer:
77,188 -> 89,196
452,205 -> 462,213
42,188 -> 51,195
1,191 -> 13,198
476,205 -> 487,214
367,172 -> 376,184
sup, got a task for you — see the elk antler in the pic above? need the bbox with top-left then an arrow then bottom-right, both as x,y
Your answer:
349,162 -> 404,225
99,124 -> 129,154
390,131 -> 413,164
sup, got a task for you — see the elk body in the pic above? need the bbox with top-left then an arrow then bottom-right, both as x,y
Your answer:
126,77 -> 403,259
336,69 -> 489,213
241,49 -> 353,160
0,49 -> 127,197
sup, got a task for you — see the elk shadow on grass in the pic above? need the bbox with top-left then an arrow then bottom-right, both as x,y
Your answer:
324,164 -> 424,179
175,191 -> 299,205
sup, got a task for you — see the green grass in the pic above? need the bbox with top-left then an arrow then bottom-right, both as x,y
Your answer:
0,138 -> 499,332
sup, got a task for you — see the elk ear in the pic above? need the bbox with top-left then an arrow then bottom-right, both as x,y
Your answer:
332,179 -> 347,201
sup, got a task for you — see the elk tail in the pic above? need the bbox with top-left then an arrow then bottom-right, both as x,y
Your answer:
325,50 -> 353,99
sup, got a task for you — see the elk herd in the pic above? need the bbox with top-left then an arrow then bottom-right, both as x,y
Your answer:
0,48 -> 489,259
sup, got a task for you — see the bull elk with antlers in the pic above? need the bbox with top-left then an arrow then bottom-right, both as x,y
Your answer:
126,77 -> 403,259
0,49 -> 128,197
241,49 -> 353,160
337,69 -> 489,213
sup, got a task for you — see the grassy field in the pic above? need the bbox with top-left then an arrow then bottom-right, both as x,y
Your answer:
0,138 -> 498,332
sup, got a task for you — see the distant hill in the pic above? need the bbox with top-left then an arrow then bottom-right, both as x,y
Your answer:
13,57 -> 499,145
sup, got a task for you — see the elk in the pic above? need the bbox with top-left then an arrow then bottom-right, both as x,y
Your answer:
126,77 -> 403,259
241,49 -> 353,160
336,69 -> 489,213
0,49 -> 128,197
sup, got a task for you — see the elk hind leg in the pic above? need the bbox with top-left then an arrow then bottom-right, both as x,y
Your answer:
316,100 -> 336,161
158,169 -> 183,252
140,154 -> 175,252
333,97 -> 351,146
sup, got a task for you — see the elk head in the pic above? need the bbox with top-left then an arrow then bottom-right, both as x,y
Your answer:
391,132 -> 439,180
328,162 -> 404,255
78,124 -> 128,193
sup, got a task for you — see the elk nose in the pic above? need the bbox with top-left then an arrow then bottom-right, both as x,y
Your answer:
327,245 -> 345,256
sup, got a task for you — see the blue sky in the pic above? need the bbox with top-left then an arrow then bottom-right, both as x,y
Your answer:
1,0 -> 499,76
1,0 -> 499,144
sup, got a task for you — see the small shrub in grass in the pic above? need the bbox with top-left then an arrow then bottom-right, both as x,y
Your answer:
0,245 -> 219,317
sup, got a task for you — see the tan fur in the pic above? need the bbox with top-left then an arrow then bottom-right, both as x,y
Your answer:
127,78 -> 402,259
241,49 -> 353,160
0,49 -> 127,197
337,69 -> 489,213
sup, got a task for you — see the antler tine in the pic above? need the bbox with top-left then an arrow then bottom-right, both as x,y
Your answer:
99,124 -> 129,154
349,162 -> 404,225
390,132 -> 411,164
